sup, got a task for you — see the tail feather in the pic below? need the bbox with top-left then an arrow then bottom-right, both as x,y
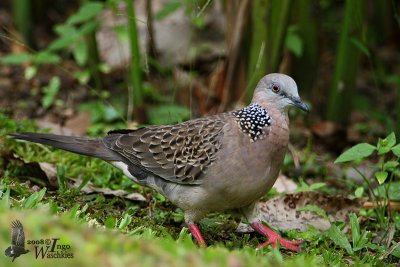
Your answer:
9,132 -> 119,161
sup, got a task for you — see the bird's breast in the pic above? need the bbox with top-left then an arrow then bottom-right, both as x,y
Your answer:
199,109 -> 289,210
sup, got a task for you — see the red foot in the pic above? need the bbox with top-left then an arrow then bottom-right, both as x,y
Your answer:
250,222 -> 302,251
187,223 -> 207,247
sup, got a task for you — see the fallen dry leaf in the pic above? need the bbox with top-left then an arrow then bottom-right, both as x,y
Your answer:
311,121 -> 340,137
38,162 -> 58,187
37,162 -> 146,202
70,179 -> 146,202
35,120 -> 74,136
236,192 -> 361,233
272,173 -> 298,193
64,112 -> 91,135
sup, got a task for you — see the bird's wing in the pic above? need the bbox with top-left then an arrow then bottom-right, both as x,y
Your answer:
103,115 -> 226,185
11,220 -> 25,248
4,246 -> 13,256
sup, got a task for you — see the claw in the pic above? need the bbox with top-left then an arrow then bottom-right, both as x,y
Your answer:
251,222 -> 302,251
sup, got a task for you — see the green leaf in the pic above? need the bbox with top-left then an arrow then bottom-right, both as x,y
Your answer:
24,66 -> 38,80
74,70 -> 90,85
118,213 -> 132,231
350,38 -> 371,58
155,0 -> 182,20
67,2 -> 104,25
375,171 -> 388,184
78,21 -> 99,35
349,213 -> 369,251
354,187 -> 364,198
285,33 -> 303,57
148,104 -> 191,125
383,160 -> 399,171
297,205 -> 328,219
41,77 -> 61,109
32,52 -> 61,64
392,144 -> 400,157
377,132 -> 396,155
48,36 -> 77,51
114,25 -> 129,42
103,106 -> 120,122
105,217 -> 117,229
98,63 -> 111,74
349,213 -> 360,247
54,24 -> 77,36
309,182 -> 327,191
326,224 -> 353,255
374,182 -> 400,201
73,41 -> 88,66
23,188 -> 46,208
190,16 -> 206,29
0,187 -> 10,209
334,143 -> 376,163
0,53 -> 31,64
295,180 -> 326,192
57,165 -> 67,192
392,243 -> 400,258
66,203 -> 80,219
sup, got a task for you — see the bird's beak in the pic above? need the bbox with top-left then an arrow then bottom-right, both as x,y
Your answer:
289,96 -> 310,112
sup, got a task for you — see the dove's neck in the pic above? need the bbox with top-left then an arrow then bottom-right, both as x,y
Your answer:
251,96 -> 289,116
250,98 -> 290,138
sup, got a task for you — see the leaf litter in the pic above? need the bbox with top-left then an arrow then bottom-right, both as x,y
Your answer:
237,192 -> 361,233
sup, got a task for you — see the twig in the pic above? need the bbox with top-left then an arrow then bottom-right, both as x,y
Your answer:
363,201 -> 400,210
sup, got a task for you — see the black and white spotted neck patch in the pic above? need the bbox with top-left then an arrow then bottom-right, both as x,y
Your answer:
232,103 -> 271,142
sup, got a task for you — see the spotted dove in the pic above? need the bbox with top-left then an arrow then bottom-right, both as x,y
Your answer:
11,73 -> 309,251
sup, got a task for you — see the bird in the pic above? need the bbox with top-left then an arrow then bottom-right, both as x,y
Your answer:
4,220 -> 30,262
10,73 -> 309,251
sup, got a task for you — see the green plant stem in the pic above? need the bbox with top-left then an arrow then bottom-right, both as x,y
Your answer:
247,0 -> 269,101
354,167 -> 386,226
87,32 -> 103,91
380,155 -> 391,226
126,0 -> 144,122
354,167 -> 376,200
397,86 -> 400,136
12,0 -> 34,47
384,168 -> 395,223
293,0 -> 318,95
326,0 -> 365,122
391,0 -> 400,28
246,0 -> 290,101
146,0 -> 158,69
266,0 -> 291,73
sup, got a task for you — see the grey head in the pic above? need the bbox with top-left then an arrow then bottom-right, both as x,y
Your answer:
251,73 -> 309,112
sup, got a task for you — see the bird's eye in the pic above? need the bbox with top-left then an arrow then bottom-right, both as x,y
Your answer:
271,84 -> 280,93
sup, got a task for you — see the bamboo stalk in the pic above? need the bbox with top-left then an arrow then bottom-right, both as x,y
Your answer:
293,0 -> 318,95
326,0 -> 365,122
247,0 -> 269,101
12,0 -> 34,47
126,0 -> 144,122
266,0 -> 291,74
146,0 -> 158,72
246,0 -> 291,101
86,32 -> 103,91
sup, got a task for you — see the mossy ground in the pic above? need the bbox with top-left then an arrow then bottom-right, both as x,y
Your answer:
0,113 -> 398,267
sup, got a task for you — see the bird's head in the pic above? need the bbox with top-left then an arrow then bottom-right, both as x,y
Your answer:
252,73 -> 309,113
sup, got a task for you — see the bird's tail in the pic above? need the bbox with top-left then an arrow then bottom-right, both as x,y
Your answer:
9,132 -> 119,161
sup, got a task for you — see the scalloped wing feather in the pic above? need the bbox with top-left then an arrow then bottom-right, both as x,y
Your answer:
103,116 -> 226,185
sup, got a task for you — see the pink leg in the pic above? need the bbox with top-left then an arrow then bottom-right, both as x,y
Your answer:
187,223 -> 207,247
250,222 -> 303,251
